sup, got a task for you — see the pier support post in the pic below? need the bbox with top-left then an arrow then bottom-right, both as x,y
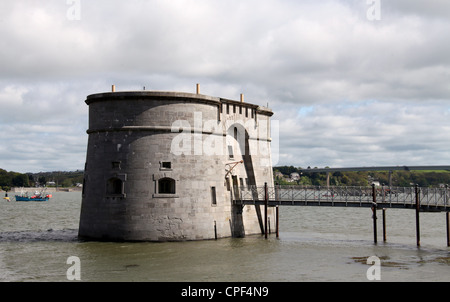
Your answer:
446,212 -> 449,247
214,221 -> 217,240
372,184 -> 377,244
275,183 -> 280,238
264,182 -> 268,239
415,185 -> 421,247
382,208 -> 387,242
276,206 -> 279,238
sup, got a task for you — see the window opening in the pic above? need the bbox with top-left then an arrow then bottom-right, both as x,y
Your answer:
228,145 -> 234,159
161,162 -> 172,169
107,177 -> 123,195
211,187 -> 217,206
82,178 -> 86,195
158,178 -> 176,194
232,175 -> 240,200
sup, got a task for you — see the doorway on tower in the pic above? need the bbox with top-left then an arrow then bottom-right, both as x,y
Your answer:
232,175 -> 240,200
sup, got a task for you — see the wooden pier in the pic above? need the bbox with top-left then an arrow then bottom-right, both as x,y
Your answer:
233,184 -> 450,247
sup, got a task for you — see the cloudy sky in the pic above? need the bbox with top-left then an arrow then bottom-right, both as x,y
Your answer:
1,0 -> 450,173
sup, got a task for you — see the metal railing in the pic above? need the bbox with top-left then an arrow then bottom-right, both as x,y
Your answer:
236,185 -> 450,210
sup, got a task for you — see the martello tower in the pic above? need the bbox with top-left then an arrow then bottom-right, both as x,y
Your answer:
78,86 -> 275,241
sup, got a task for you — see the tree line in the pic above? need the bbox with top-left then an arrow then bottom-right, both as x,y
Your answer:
0,169 -> 84,191
274,166 -> 450,187
2,166 -> 449,191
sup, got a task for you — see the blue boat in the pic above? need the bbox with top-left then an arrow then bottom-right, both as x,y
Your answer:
15,195 -> 49,202
15,188 -> 52,202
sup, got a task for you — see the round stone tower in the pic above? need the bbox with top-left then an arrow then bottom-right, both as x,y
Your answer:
78,89 -> 275,241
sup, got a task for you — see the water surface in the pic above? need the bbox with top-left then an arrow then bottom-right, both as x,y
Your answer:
0,192 -> 448,282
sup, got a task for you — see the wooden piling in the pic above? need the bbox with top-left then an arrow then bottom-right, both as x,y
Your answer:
446,212 -> 449,247
264,182 -> 268,239
372,184 -> 377,244
276,206 -> 279,238
415,185 -> 421,247
382,208 -> 387,242
214,220 -> 217,240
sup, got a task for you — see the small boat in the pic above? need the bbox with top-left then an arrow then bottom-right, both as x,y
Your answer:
15,188 -> 52,202
15,195 -> 50,202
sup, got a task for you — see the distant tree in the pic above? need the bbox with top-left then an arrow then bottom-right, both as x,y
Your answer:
333,171 -> 343,177
38,176 -> 46,186
299,176 -> 312,186
62,179 -> 73,187
28,174 -> 35,186
12,173 -> 29,187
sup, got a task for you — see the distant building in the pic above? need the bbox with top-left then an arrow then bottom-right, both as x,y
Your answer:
274,171 -> 284,179
290,172 -> 300,181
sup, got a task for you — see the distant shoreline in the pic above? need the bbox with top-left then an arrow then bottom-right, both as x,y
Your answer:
1,187 -> 82,193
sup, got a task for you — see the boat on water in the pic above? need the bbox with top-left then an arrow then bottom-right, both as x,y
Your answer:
15,188 -> 52,202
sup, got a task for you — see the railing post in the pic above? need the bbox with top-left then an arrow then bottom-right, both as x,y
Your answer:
372,184 -> 377,244
275,183 -> 280,205
445,185 -> 448,207
446,211 -> 450,247
318,186 -> 321,205
276,206 -> 279,238
264,182 -> 268,239
415,184 -> 421,247
291,186 -> 294,205
434,187 -> 438,207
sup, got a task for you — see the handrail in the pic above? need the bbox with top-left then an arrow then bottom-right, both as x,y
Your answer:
236,185 -> 450,210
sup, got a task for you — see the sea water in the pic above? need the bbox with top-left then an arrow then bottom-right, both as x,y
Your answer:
0,192 -> 448,282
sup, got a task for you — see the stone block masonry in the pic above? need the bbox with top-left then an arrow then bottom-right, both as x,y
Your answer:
78,90 -> 275,241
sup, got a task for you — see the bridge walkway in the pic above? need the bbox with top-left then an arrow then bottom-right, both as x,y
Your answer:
233,185 -> 450,212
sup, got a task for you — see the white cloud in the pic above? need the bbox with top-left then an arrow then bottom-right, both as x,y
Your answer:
0,0 -> 449,172
274,99 -> 450,168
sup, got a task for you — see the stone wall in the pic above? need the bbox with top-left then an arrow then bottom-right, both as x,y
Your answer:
79,91 -> 275,241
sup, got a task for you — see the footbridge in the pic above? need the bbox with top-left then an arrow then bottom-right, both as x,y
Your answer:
232,184 -> 450,246
234,185 -> 450,212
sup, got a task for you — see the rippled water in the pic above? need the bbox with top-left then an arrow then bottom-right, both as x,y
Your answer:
0,192 -> 448,282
